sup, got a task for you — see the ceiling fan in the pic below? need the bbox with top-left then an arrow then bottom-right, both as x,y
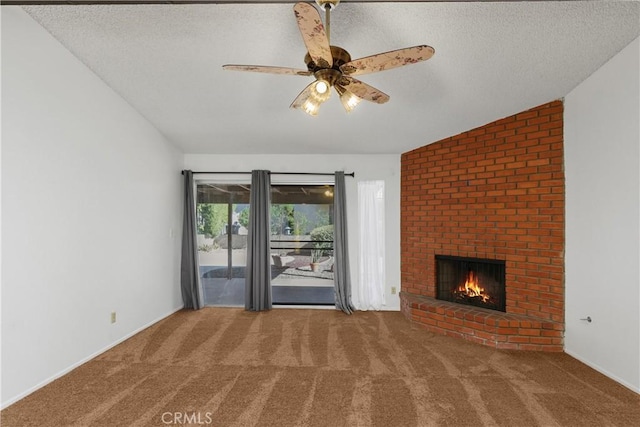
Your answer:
222,0 -> 435,116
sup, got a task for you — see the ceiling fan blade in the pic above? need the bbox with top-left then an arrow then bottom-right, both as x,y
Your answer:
293,2 -> 333,69
340,45 -> 435,76
222,65 -> 311,76
339,76 -> 390,104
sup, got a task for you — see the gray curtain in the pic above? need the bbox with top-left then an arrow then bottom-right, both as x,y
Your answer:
245,170 -> 272,311
180,170 -> 203,310
334,171 -> 355,314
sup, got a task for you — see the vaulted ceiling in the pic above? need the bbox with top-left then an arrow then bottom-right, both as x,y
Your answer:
17,1 -> 640,154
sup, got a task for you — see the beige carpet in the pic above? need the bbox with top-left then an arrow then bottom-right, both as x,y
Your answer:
2,308 -> 639,426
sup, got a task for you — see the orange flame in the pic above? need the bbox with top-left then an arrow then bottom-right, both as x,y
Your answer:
455,270 -> 490,303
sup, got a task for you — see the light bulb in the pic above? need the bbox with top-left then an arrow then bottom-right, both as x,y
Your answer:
310,79 -> 331,103
315,80 -> 329,94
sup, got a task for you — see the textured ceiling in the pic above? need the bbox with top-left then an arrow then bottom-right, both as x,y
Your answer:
20,1 -> 640,155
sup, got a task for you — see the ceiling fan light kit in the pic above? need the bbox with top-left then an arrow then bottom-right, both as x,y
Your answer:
222,0 -> 435,116
335,85 -> 361,113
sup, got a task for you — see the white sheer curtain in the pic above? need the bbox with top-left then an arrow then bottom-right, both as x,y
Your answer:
355,180 -> 385,310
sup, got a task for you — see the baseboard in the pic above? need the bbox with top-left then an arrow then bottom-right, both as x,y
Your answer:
374,306 -> 401,312
1,305 -> 185,410
564,349 -> 640,394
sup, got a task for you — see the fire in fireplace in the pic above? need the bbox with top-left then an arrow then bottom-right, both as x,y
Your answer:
435,255 -> 506,312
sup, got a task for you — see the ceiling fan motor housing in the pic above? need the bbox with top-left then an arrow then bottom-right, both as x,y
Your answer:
304,45 -> 351,74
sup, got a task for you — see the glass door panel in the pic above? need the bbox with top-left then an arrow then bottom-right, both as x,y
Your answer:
196,183 -> 250,306
270,184 -> 335,305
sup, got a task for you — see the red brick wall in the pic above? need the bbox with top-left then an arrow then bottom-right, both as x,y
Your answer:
401,101 -> 564,324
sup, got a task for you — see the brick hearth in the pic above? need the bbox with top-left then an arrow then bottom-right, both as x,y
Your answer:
401,294 -> 564,351
400,101 -> 565,351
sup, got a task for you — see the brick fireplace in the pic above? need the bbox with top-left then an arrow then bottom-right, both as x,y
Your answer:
400,101 -> 565,351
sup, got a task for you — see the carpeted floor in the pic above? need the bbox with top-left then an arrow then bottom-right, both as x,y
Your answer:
2,308 -> 639,426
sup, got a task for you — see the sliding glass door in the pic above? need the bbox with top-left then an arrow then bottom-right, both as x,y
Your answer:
196,183 -> 250,306
195,181 -> 335,306
270,184 -> 335,305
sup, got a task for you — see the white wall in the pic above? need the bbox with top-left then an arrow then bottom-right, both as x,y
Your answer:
564,37 -> 640,393
1,8 -> 184,407
183,154 -> 401,311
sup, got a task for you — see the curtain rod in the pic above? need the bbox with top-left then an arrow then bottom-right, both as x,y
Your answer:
181,170 -> 355,177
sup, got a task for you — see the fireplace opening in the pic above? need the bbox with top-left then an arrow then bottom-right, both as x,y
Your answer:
436,255 -> 506,312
